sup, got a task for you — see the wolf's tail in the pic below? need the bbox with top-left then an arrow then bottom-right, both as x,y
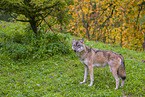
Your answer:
118,54 -> 126,80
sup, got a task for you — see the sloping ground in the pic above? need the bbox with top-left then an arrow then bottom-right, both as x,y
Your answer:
0,39 -> 145,96
0,21 -> 145,96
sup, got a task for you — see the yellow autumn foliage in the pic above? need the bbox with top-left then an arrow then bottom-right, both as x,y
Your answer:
68,0 -> 145,51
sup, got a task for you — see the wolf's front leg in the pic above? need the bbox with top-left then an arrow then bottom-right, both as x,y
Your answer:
80,65 -> 88,84
111,67 -> 119,89
88,65 -> 94,86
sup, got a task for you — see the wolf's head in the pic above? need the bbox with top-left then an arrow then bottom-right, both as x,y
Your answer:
72,38 -> 85,53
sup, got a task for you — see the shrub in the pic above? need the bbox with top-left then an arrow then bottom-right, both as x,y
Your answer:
0,31 -> 71,61
32,32 -> 71,59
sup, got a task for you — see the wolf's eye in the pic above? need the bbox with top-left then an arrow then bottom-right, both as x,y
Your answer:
78,45 -> 81,48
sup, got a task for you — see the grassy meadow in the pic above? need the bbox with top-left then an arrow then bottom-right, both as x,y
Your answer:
0,21 -> 145,96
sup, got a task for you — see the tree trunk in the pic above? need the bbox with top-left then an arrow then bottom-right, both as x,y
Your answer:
86,23 -> 90,40
143,42 -> 145,52
30,19 -> 37,34
103,36 -> 106,43
143,35 -> 145,52
120,30 -> 123,47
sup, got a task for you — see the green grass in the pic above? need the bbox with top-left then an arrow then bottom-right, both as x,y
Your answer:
0,21 -> 145,96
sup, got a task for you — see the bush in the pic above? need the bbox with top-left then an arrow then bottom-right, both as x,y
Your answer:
32,32 -> 71,59
0,31 -> 71,61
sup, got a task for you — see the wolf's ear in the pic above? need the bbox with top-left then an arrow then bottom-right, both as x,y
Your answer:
80,38 -> 84,43
73,37 -> 76,42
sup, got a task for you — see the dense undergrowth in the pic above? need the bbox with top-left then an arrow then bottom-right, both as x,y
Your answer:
0,21 -> 145,96
0,21 -> 71,65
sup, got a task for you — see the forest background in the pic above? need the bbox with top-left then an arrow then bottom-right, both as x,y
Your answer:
0,0 -> 145,51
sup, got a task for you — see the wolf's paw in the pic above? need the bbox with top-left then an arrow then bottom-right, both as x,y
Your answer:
88,84 -> 93,86
115,87 -> 118,90
80,81 -> 85,84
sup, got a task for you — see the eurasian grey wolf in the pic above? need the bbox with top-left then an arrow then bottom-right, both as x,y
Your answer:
72,38 -> 126,89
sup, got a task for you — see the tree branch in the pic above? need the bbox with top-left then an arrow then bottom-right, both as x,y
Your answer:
39,13 -> 56,34
15,19 -> 30,22
9,14 -> 29,22
97,4 -> 116,41
101,5 -> 115,27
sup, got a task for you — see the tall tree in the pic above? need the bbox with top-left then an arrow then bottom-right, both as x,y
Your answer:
0,0 -> 70,35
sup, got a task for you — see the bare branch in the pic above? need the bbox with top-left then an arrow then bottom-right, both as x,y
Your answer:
39,13 -> 56,34
15,19 -> 30,22
101,5 -> 115,27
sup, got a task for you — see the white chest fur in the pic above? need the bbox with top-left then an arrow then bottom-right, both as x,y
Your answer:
81,59 -> 88,66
